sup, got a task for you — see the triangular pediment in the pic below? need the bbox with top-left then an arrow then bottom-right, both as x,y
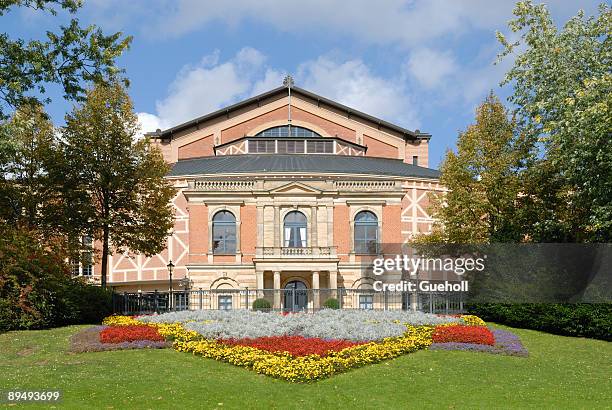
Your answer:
269,182 -> 322,194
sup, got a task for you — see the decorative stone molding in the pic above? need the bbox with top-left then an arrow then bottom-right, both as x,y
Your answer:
334,180 -> 397,191
191,180 -> 255,191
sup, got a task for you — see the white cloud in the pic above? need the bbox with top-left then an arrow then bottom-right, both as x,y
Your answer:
131,0 -> 511,47
298,56 -> 419,128
83,0 -> 599,48
137,112 -> 164,135
139,49 -> 421,133
406,48 -> 458,89
139,47 -> 283,133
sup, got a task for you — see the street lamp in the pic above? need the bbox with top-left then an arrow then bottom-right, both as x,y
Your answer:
167,260 -> 174,310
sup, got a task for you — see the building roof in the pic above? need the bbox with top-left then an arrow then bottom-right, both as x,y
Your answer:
147,85 -> 431,142
168,154 -> 440,179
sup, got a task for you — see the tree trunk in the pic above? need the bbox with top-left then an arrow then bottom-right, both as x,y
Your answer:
101,225 -> 110,288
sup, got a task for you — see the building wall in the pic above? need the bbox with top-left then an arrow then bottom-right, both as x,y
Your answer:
177,134 -> 214,159
99,92 -> 442,293
157,95 -> 426,164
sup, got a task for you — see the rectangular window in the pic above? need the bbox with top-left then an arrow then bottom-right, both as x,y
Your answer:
82,251 -> 93,276
70,258 -> 80,276
218,295 -> 233,310
248,139 -> 275,153
213,225 -> 236,254
412,156 -> 419,166
354,225 -> 378,254
306,140 -> 333,154
277,140 -> 305,154
359,295 -> 374,310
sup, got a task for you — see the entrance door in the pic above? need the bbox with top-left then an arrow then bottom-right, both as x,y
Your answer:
284,280 -> 308,312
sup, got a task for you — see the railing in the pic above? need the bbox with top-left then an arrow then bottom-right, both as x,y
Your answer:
334,180 -> 397,190
112,288 -> 465,315
256,246 -> 337,258
190,180 -> 255,190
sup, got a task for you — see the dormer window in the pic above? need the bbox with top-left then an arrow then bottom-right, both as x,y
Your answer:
256,126 -> 321,138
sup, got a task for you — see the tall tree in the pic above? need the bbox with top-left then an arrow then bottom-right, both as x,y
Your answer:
415,93 -> 527,244
61,82 -> 175,288
0,0 -> 131,119
0,103 -> 62,237
497,1 -> 611,242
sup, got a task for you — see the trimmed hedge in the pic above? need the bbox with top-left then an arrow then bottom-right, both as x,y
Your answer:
252,298 -> 271,311
467,303 -> 611,341
323,298 -> 340,309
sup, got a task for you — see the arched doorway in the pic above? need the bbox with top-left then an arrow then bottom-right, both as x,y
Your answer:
284,280 -> 308,312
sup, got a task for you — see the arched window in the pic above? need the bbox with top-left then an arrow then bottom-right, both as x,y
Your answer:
354,211 -> 378,254
284,211 -> 307,248
212,211 -> 236,254
256,125 -> 321,138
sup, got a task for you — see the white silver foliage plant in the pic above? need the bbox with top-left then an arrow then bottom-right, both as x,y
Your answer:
139,309 -> 461,341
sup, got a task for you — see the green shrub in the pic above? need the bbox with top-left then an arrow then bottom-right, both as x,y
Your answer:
467,303 -> 612,341
0,229 -> 112,332
323,298 -> 340,309
252,298 -> 272,311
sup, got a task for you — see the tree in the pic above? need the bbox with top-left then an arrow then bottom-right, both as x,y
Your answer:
0,103 -> 63,238
61,82 -> 175,288
415,93 -> 527,244
497,1 -> 611,242
0,0 -> 131,119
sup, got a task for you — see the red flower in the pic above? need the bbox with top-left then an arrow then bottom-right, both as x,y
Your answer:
219,335 -> 364,357
100,325 -> 165,344
432,325 -> 495,346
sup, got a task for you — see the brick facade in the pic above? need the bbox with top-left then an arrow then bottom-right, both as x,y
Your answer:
90,86 -> 441,301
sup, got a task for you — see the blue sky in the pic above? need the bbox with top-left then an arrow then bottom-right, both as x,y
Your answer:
3,0 -> 602,167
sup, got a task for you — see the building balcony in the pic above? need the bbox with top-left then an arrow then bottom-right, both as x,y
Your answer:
255,246 -> 337,259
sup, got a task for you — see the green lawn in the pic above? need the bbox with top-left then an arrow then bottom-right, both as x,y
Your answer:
1,324 -> 610,409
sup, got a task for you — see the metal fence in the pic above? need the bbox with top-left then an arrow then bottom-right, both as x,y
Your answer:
112,288 -> 464,315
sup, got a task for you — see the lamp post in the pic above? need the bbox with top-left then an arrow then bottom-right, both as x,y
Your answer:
167,260 -> 174,311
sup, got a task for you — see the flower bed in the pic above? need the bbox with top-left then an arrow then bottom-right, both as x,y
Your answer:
99,311 -> 526,382
219,335 -> 365,357
138,309 -> 461,341
100,325 -> 165,344
173,327 -> 434,382
432,325 -> 495,345
429,328 -> 528,357
69,326 -> 171,353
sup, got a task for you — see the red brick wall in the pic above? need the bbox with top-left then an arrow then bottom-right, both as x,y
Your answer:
220,105 -> 357,143
364,135 -> 399,158
382,205 -> 403,256
213,255 -> 235,263
382,204 -> 402,242
241,205 -> 257,262
333,205 -> 350,261
292,107 -> 356,142
177,134 -> 214,160
221,106 -> 288,143
189,205 -> 208,260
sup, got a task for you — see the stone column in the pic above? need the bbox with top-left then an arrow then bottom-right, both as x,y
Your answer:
329,270 -> 338,299
256,270 -> 264,299
273,206 -> 280,248
311,206 -> 318,248
312,271 -> 320,310
273,271 -> 281,309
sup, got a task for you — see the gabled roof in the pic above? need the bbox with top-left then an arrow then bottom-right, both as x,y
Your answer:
146,85 -> 431,141
167,154 -> 440,179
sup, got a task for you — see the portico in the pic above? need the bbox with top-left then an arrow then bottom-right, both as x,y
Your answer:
254,257 -> 339,309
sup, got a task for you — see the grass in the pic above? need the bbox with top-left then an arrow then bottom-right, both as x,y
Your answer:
1,324 -> 610,409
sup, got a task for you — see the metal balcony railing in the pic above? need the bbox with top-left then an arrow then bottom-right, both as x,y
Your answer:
256,246 -> 337,258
